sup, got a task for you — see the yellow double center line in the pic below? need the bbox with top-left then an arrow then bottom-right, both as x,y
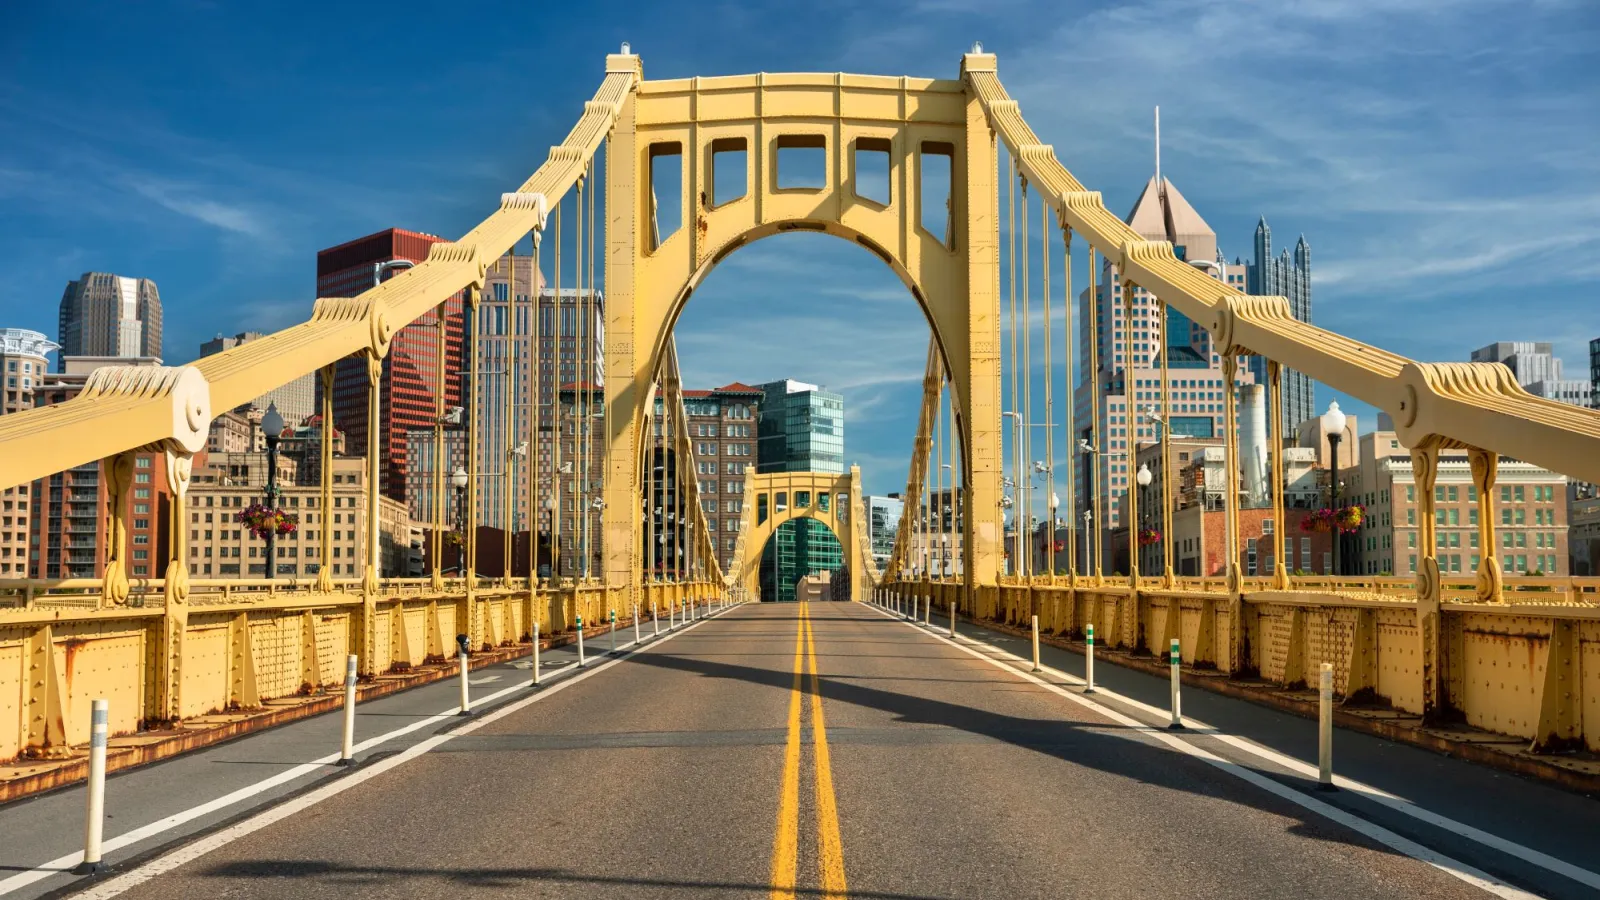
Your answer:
770,601 -> 848,899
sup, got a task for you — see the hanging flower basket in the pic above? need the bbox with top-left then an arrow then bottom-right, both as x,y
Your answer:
1137,527 -> 1161,547
236,503 -> 298,540
1301,505 -> 1364,534
445,529 -> 466,547
1334,504 -> 1365,533
1052,540 -> 1066,553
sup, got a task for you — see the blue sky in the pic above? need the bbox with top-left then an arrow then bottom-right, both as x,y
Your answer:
2,0 -> 1596,497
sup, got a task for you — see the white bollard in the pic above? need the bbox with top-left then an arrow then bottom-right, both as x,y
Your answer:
458,643 -> 472,716
337,654 -> 358,766
1318,662 -> 1336,791
634,604 -> 641,644
924,596 -> 931,626
670,600 -> 676,630
1031,615 -> 1041,673
610,610 -> 618,653
1084,624 -> 1095,693
76,698 -> 109,874
1168,637 -> 1183,729
576,615 -> 587,667
532,621 -> 542,686
653,600 -> 660,636
949,597 -> 957,638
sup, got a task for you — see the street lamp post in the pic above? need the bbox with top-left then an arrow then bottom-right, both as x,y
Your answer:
451,466 -> 469,574
1136,463 -> 1153,575
261,403 -> 284,580
1081,508 -> 1092,577
1321,402 -> 1347,576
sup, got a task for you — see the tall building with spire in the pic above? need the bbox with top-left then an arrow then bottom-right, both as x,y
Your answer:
1074,176 -> 1257,561
1247,219 -> 1315,432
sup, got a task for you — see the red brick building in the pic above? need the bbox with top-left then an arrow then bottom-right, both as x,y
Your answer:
316,228 -> 466,504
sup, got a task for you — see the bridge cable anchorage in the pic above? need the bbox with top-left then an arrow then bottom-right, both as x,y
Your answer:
499,192 -> 551,233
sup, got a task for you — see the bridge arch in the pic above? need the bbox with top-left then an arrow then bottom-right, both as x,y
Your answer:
730,470 -> 870,602
603,65 -> 1001,597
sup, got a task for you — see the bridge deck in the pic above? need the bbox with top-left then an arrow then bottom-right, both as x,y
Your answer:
2,602 -> 1596,899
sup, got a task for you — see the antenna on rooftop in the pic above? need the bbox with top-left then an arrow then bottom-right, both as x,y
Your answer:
1154,106 -> 1161,188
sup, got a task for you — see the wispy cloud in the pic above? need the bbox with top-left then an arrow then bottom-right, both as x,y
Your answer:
124,176 -> 268,236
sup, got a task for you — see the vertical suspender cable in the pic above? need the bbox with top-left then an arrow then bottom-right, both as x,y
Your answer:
1062,227 -> 1075,576
582,156 -> 595,582
502,255 -> 515,585
1036,194 -> 1049,573
1006,151 -> 1018,577
1088,248 -> 1103,577
530,226 -> 542,592
552,198 -> 563,580
579,164 -> 592,576
1020,175 -> 1032,578
1160,295 -> 1173,583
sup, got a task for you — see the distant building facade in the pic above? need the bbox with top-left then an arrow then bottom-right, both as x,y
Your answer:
316,228 -> 466,505
756,379 -> 845,599
1342,416 -> 1567,577
28,357 -> 170,580
1246,218 -> 1315,433
653,383 -> 760,576
1471,341 -> 1591,406
200,332 -> 317,425
186,453 -> 409,579
865,495 -> 904,568
57,273 -> 162,365
0,329 -> 57,577
1075,176 -> 1258,556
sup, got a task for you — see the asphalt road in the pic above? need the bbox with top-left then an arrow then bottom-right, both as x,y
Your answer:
44,599 -> 1597,899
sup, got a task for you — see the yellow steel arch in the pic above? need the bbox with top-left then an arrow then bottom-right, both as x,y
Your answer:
602,65 -> 1004,604
732,469 -> 870,602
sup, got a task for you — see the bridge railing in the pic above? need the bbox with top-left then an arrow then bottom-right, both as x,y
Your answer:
0,575 -> 722,761
889,576 -> 1600,753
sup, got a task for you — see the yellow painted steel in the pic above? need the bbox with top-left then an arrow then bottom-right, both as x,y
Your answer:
733,469 -> 871,602
602,63 -> 1005,612
3,48 -> 1600,768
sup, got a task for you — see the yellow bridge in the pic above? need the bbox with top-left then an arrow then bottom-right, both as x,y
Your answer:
2,47 -> 1599,864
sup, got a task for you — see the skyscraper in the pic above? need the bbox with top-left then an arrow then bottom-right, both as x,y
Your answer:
1472,341 -> 1591,406
1247,218 -> 1315,432
315,228 -> 466,504
1074,177 -> 1257,544
200,332 -> 317,425
57,272 -> 162,366
756,379 -> 846,600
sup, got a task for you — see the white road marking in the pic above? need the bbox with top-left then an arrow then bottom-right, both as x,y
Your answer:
468,675 -> 503,684
868,604 -> 1539,900
924,616 -> 1600,894
0,603 -> 743,898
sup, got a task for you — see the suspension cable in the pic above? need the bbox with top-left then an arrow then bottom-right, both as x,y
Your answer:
1088,246 -> 1102,577
1062,227 -> 1075,576
552,195 -> 563,580
1020,172 -> 1032,578
582,164 -> 595,576
530,225 -> 541,586
1040,186 -> 1053,577
1160,292 -> 1173,583
1006,151 -> 1018,578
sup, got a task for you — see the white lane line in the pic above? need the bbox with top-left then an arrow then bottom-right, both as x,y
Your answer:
0,604 -> 743,897
926,617 -> 1600,894
866,603 -> 1538,900
468,675 -> 503,685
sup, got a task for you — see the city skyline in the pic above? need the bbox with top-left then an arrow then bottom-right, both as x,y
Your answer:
2,2 -> 1593,503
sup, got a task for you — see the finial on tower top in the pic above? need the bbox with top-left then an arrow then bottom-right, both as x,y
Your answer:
620,41 -> 632,55
971,41 -> 984,53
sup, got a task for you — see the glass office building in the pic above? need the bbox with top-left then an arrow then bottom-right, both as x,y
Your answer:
757,380 -> 846,599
